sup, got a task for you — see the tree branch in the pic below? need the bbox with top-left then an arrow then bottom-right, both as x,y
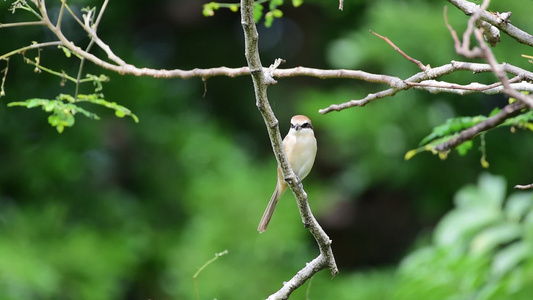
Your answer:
515,183 -> 533,190
447,0 -> 533,47
319,1 -> 533,114
4,0 -> 533,114
240,0 -> 338,299
430,0 -> 533,152
433,100 -> 527,152
318,59 -> 533,114
406,77 -> 533,95
444,0 -> 533,109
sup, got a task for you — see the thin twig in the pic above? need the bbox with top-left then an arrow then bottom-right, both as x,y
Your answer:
0,58 -> 9,97
0,21 -> 45,28
0,41 -> 63,61
193,250 -> 229,300
61,3 -> 126,66
370,30 -> 429,71
56,0 -> 66,29
24,57 -> 93,84
94,0 -> 110,28
515,183 -> 533,190
406,75 -> 522,91
444,5 -> 484,58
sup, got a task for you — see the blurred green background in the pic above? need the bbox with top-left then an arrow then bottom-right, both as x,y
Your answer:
1,0 -> 532,299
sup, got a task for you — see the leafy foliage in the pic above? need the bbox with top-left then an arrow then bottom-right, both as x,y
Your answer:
8,94 -> 138,133
397,174 -> 533,299
405,108 -> 533,164
202,0 -> 300,27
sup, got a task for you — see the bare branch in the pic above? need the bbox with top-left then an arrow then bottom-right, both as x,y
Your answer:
370,30 -> 429,71
0,21 -> 45,28
240,0 -> 338,299
94,0 -> 110,29
473,24 -> 533,108
515,183 -> 533,190
56,0 -> 65,29
447,0 -> 533,109
61,3 -> 126,66
267,255 -> 326,300
443,5 -> 484,58
406,76 -> 533,95
433,100 -> 527,152
274,67 -> 401,84
0,41 -> 63,61
318,59 -> 533,114
447,0 -> 533,47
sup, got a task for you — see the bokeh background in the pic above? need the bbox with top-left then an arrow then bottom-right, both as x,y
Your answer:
1,0 -> 532,299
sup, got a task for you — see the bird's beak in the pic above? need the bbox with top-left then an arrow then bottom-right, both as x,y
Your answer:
295,125 -> 300,130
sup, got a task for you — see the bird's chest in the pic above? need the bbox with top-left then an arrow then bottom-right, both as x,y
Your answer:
283,133 -> 317,178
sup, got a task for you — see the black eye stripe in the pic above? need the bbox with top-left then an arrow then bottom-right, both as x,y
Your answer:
290,122 -> 313,130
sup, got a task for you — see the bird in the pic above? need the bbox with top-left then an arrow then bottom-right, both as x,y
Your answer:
258,115 -> 317,233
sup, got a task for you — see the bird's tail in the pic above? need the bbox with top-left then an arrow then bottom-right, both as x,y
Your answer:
258,184 -> 285,233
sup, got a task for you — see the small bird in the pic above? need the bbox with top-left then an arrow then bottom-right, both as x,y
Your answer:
258,115 -> 317,233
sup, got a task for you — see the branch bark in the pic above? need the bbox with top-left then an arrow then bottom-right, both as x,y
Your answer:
240,0 -> 338,299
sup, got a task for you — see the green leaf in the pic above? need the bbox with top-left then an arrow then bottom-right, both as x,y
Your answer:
265,9 -> 283,27
501,110 -> 533,130
72,105 -> 100,120
202,2 -> 219,17
478,173 -> 506,207
59,45 -> 71,58
434,207 -> 501,247
58,93 -> 76,103
253,3 -> 264,23
7,93 -> 135,133
489,107 -> 501,117
505,193 -> 533,222
81,96 -> 138,123
292,0 -> 303,7
453,174 -> 505,208
420,116 -> 488,146
271,8 -> 283,18
84,74 -> 110,93
8,98 -> 48,108
492,241 -> 532,278
470,223 -> 522,256
44,102 -> 55,112
456,140 -> 473,156
270,0 -> 283,10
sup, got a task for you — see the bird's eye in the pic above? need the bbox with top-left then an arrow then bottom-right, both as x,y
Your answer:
290,123 -> 296,129
301,123 -> 312,129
